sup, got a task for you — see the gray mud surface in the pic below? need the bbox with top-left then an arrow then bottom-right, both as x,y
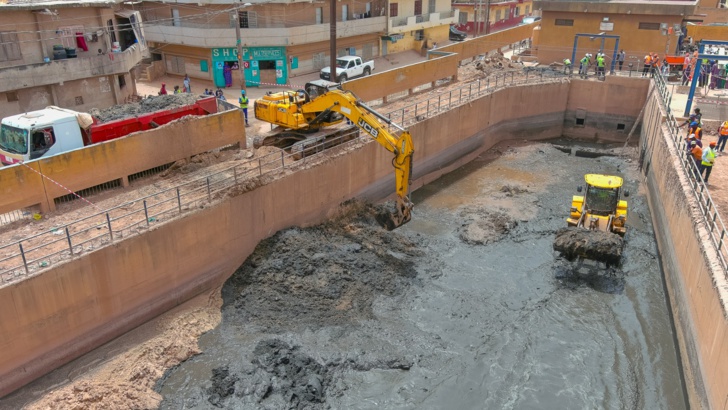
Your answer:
89,94 -> 200,123
157,140 -> 686,409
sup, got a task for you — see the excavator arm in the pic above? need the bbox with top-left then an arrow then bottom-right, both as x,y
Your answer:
300,89 -> 415,229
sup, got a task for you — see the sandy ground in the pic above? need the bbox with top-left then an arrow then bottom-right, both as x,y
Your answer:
0,56 -> 701,409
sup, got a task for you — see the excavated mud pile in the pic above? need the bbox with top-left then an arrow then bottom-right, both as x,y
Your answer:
222,201 -> 422,333
553,227 -> 624,265
458,206 -> 517,245
88,94 -> 200,123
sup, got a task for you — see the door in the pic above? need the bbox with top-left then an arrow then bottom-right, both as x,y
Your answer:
316,8 -> 323,24
414,0 -> 422,16
428,0 -> 435,14
342,5 -> 348,21
172,9 -> 181,27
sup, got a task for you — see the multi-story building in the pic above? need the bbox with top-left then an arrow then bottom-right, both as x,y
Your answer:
0,0 -> 146,118
532,0 -> 698,66
452,0 -> 534,36
135,0 -> 457,88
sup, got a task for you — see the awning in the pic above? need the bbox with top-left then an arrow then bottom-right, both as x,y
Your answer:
114,9 -> 136,19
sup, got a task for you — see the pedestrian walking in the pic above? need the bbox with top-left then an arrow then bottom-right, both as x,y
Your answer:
158,83 -> 168,95
718,120 -> 728,153
618,49 -> 625,71
183,74 -> 191,93
701,141 -> 717,183
239,90 -> 249,126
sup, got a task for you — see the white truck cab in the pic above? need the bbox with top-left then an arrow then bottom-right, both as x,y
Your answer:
0,107 -> 86,165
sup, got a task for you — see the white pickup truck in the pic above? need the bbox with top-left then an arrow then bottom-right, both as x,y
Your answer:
319,56 -> 374,83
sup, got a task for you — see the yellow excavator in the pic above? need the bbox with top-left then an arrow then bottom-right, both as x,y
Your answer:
553,174 -> 629,266
254,80 -> 414,229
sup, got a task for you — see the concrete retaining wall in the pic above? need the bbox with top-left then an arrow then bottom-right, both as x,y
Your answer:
0,79 -> 645,397
640,86 -> 728,409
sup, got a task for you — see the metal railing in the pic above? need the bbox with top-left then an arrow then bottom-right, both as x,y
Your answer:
0,71 -> 559,283
653,72 -> 728,274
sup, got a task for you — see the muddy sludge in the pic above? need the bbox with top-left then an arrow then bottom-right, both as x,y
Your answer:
157,141 -> 686,409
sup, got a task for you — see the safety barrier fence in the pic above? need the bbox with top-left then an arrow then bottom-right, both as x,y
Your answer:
653,72 -> 728,275
0,72 -> 559,283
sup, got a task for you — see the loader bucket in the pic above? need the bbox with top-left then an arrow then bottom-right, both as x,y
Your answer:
375,197 -> 413,231
553,227 -> 624,266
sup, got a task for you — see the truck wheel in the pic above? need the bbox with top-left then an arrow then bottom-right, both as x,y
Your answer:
338,74 -> 347,83
363,67 -> 371,76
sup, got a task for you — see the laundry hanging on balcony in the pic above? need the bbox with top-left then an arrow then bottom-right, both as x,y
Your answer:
75,32 -> 88,51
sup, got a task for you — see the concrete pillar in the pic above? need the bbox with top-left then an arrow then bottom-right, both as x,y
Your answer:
120,176 -> 130,188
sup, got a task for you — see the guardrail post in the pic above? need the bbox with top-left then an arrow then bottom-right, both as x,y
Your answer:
65,227 -> 73,256
719,229 -> 725,251
106,213 -> 113,240
19,243 -> 29,274
207,177 -> 212,201
143,200 -> 150,226
177,188 -> 182,213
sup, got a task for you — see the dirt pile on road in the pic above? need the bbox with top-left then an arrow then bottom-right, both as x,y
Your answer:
89,94 -> 200,123
222,200 -> 422,333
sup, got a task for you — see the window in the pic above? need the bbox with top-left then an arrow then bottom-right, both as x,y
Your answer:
316,7 -> 323,24
118,74 -> 126,88
239,11 -> 257,28
172,9 -> 181,27
74,96 -> 84,105
515,7 -> 520,17
459,11 -> 468,25
414,30 -> 424,41
638,22 -> 660,30
6,92 -> 18,102
390,3 -> 398,17
0,124 -> 28,155
0,32 -> 21,62
342,4 -> 348,21
496,10 -> 501,21
555,19 -> 574,26
30,128 -> 56,160
414,0 -> 422,16
526,5 -> 530,14
428,0 -> 435,13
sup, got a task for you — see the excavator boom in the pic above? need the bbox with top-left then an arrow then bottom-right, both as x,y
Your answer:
254,82 -> 415,229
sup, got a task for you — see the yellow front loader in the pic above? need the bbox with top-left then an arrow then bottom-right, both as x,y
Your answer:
554,174 -> 629,266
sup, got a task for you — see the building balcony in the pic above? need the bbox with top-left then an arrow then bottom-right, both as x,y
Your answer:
143,16 -> 387,48
0,45 -> 144,93
389,10 -> 457,34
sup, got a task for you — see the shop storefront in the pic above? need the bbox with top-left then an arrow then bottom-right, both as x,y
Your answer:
211,46 -> 288,88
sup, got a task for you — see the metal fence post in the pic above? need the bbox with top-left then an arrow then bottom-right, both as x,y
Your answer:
106,213 -> 113,240
19,242 -> 28,274
177,188 -> 182,213
207,177 -> 212,201
143,200 -> 150,226
65,227 -> 73,256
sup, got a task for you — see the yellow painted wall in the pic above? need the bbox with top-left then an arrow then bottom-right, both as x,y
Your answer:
687,24 -> 728,43
536,11 -> 683,66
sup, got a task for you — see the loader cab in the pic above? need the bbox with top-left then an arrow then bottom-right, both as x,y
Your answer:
582,174 -> 624,215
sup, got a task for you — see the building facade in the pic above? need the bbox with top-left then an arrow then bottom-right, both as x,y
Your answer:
136,0 -> 456,87
452,0 -> 535,36
0,1 -> 145,118
533,0 -> 698,67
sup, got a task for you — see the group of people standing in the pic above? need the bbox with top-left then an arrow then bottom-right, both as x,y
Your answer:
680,52 -> 725,89
566,50 -> 627,78
681,108 -> 728,184
158,75 -> 193,95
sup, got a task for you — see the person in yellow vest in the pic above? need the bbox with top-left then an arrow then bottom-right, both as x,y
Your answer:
701,141 -> 717,183
239,90 -> 249,127
717,120 -> 728,153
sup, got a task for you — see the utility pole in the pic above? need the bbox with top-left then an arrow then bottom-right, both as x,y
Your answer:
330,0 -> 337,80
233,6 -> 247,91
483,0 -> 491,35
474,0 -> 481,37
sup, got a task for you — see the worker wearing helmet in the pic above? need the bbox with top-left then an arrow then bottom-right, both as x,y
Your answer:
701,141 -> 718,183
239,90 -> 249,126
579,54 -> 591,79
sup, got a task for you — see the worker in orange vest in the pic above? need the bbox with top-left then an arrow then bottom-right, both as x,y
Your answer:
718,120 -> 728,153
642,54 -> 652,77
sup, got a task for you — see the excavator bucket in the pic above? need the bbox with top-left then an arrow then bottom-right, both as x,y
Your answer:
375,197 -> 413,230
553,227 -> 624,266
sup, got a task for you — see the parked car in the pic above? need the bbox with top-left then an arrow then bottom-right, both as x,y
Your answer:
522,16 -> 541,24
449,26 -> 467,41
320,56 -> 374,83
